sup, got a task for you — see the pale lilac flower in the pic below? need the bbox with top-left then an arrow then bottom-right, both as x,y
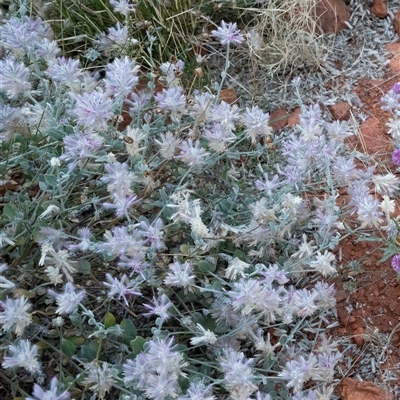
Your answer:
164,261 -> 195,292
147,337 -> 188,374
103,273 -> 141,305
47,282 -> 86,315
155,132 -> 181,160
42,249 -> 77,282
209,101 -> 241,131
109,0 -> 137,16
0,58 -> 32,99
372,173 -> 399,196
0,265 -> 15,289
380,195 -> 395,216
190,324 -> 217,346
60,132 -> 104,168
104,56 -> 140,98
123,354 -> 149,387
2,339 -> 41,374
101,161 -> 135,196
118,253 -> 146,277
225,257 -> 250,280
144,372 -> 181,399
356,195 -> 384,228
143,293 -> 173,321
292,289 -> 318,317
139,218 -> 166,250
177,380 -> 215,400
258,263 -> 289,285
219,349 -> 257,399
103,192 -> 140,219
0,297 -> 32,336
27,376 -> 70,400
386,118 -> 400,140
228,278 -> 281,320
68,227 -> 92,252
310,251 -> 336,277
254,172 -> 281,196
314,281 -> 336,309
35,38 -> 61,62
94,23 -> 132,54
279,355 -> 317,393
290,234 -> 317,260
97,226 -> 144,257
203,123 -> 235,153
83,362 -> 116,399
154,86 -> 186,117
127,90 -> 152,113
160,60 -> 185,87
392,82 -> 400,94
0,104 -> 22,142
393,148 -> 400,165
381,89 -> 400,113
175,139 -> 209,167
45,57 -> 82,88
69,90 -> 113,132
332,156 -> 360,186
0,16 -> 53,56
211,20 -> 244,46
242,105 -> 272,143
391,254 -> 400,272
188,91 -> 214,119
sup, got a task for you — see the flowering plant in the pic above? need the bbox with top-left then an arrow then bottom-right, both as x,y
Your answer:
1,1 -> 395,399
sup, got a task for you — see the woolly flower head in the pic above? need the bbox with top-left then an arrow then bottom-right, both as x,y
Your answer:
27,377 -> 70,400
242,105 -> 272,143
0,58 -> 32,99
2,339 -> 41,375
211,20 -> 244,46
47,282 -> 86,315
0,296 -> 32,336
310,251 -> 336,277
391,254 -> 400,273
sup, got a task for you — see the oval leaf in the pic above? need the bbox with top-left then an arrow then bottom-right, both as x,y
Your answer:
61,339 -> 76,356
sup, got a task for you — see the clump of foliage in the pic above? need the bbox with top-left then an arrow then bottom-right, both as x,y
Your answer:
1,1 -> 400,400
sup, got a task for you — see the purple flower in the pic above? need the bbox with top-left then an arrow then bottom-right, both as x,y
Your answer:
101,162 -> 135,197
47,282 -> 86,315
2,339 -> 41,375
103,192 -> 140,219
103,273 -> 141,305
154,87 -> 186,117
27,377 -> 70,400
175,139 -> 209,167
391,254 -> 400,273
143,293 -> 173,322
392,82 -> 400,94
104,56 -> 140,98
45,57 -> 82,88
69,90 -> 113,132
61,132 -> 104,168
139,218 -> 166,250
211,20 -> 244,46
392,149 -> 400,165
0,58 -> 32,99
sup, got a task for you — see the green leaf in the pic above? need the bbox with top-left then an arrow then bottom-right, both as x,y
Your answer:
77,260 -> 91,275
61,339 -> 76,356
3,204 -> 17,220
104,312 -> 116,328
79,344 -> 97,362
130,336 -> 146,355
198,260 -> 216,273
67,336 -> 85,346
44,174 -> 58,188
120,319 -> 137,337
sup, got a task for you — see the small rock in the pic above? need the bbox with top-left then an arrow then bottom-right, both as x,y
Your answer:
269,109 -> 288,131
315,0 -> 350,35
329,102 -> 351,120
287,107 -> 301,127
338,377 -> 394,400
394,9 -> 400,35
371,0 -> 388,19
219,88 -> 237,105
352,326 -> 365,347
